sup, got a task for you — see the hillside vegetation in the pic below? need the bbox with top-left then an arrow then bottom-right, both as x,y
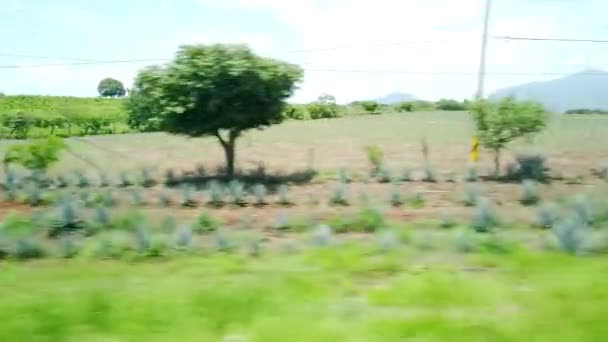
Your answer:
0,95 -> 129,138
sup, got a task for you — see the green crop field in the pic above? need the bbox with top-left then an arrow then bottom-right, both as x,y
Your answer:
1,111 -> 608,341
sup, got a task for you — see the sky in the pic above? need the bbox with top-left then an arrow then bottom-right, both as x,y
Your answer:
1,0 -> 608,103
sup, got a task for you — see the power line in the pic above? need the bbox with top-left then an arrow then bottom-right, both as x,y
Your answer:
0,58 -> 170,69
305,69 -> 608,76
0,53 -> 100,62
494,35 -> 608,43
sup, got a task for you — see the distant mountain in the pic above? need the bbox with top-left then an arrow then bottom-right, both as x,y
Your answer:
373,92 -> 417,105
490,70 -> 608,113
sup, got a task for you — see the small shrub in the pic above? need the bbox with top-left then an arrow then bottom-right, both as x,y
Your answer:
329,183 -> 349,206
352,207 -> 386,233
536,203 -> 560,229
181,184 -> 198,207
228,180 -> 246,206
478,232 -> 514,254
359,190 -> 371,207
312,224 -> 332,247
389,187 -> 403,207
109,210 -> 147,231
272,212 -> 291,232
119,171 -> 133,187
520,180 -> 540,205
252,183 -> 268,206
506,153 -> 549,182
193,212 -> 220,234
444,171 -> 456,183
247,235 -> 262,257
160,215 -> 177,233
553,216 -> 588,254
377,167 -> 392,183
75,170 -> 91,188
0,212 -> 36,237
463,184 -> 479,207
471,198 -> 498,233
14,239 -> 46,260
276,184 -> 293,207
364,145 -> 384,176
207,181 -> 224,207
134,225 -> 151,253
359,100 -> 380,114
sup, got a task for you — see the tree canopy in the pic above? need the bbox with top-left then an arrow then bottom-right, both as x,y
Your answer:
97,78 -> 126,98
126,44 -> 303,176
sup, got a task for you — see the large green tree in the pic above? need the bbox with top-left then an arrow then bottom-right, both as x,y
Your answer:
97,78 -> 126,98
471,97 -> 548,175
127,44 -> 303,176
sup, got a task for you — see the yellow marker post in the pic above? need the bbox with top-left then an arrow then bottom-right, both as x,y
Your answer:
470,136 -> 479,162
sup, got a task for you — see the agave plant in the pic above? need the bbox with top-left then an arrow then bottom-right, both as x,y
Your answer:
49,198 -> 83,237
228,180 -> 246,206
252,183 -> 268,207
409,191 -> 425,208
92,205 -> 111,227
158,190 -> 172,207
422,165 -> 436,183
140,167 -> 157,188
181,184 -> 198,208
454,229 -> 475,253
389,187 -> 403,207
276,184 -> 293,207
75,170 -> 91,188
463,184 -> 479,207
129,189 -> 146,206
195,163 -> 207,177
26,183 -> 43,206
329,183 -> 349,206
14,239 -> 46,260
600,162 -> 608,181
55,174 -> 70,188
3,181 -> 18,202
59,237 -> 78,258
119,171 -> 133,188
439,210 -> 457,229
553,216 -> 588,254
214,229 -> 234,252
337,168 -> 351,184
164,168 -> 178,186
207,181 -> 224,207
160,215 -> 177,233
537,203 -> 560,229
572,195 -> 592,225
175,225 -> 193,250
313,224 -> 332,247
4,169 -> 19,190
378,229 -> 398,251
377,167 -> 392,183
401,167 -> 413,182
134,225 -> 151,253
465,166 -> 478,182
471,198 -> 498,233
101,190 -> 116,207
247,235 -> 262,257
520,180 -> 540,206
99,172 -> 111,188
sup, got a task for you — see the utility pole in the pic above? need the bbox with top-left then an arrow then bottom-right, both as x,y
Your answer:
476,0 -> 492,99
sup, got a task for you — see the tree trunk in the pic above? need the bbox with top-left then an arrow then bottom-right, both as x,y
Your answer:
216,130 -> 240,178
493,148 -> 501,177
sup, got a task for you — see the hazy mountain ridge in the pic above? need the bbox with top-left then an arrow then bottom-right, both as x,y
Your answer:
490,70 -> 608,112
373,92 -> 417,105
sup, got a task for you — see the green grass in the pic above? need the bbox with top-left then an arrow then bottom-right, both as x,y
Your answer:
0,247 -> 607,341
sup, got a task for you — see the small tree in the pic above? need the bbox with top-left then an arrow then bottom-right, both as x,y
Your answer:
97,78 -> 126,98
359,101 -> 380,114
307,94 -> 339,119
471,97 -> 548,175
127,44 -> 303,177
3,137 -> 65,174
